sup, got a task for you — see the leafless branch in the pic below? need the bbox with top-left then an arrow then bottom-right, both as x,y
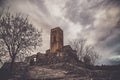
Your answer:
69,38 -> 100,65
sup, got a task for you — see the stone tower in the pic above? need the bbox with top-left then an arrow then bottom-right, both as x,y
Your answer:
50,27 -> 63,53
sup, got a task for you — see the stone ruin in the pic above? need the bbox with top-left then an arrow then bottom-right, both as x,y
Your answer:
25,27 -> 79,66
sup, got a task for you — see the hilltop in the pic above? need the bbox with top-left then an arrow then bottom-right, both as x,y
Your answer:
0,62 -> 120,80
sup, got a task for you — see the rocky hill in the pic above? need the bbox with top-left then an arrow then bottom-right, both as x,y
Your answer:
0,62 -> 120,80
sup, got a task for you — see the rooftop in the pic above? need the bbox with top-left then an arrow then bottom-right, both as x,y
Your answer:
51,27 -> 63,31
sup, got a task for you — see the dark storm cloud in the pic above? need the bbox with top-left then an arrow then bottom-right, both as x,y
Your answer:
96,11 -> 120,55
79,12 -> 95,26
0,0 -> 7,8
97,19 -> 120,43
105,20 -> 120,54
64,0 -> 108,26
0,0 -> 5,6
64,0 -> 95,26
107,0 -> 120,6
106,33 -> 120,48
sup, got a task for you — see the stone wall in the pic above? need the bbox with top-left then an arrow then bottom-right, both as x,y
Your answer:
50,27 -> 63,53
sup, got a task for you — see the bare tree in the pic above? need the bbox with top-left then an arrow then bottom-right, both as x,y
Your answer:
69,39 -> 86,61
83,45 -> 99,65
69,38 -> 100,65
0,10 -> 42,71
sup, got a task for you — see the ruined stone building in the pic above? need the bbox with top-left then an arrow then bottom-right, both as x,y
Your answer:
50,27 -> 63,53
26,27 -> 79,65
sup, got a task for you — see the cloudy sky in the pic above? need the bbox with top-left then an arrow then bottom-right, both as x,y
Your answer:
0,0 -> 120,65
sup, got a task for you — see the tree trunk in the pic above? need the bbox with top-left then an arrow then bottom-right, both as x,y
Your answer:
10,56 -> 16,74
